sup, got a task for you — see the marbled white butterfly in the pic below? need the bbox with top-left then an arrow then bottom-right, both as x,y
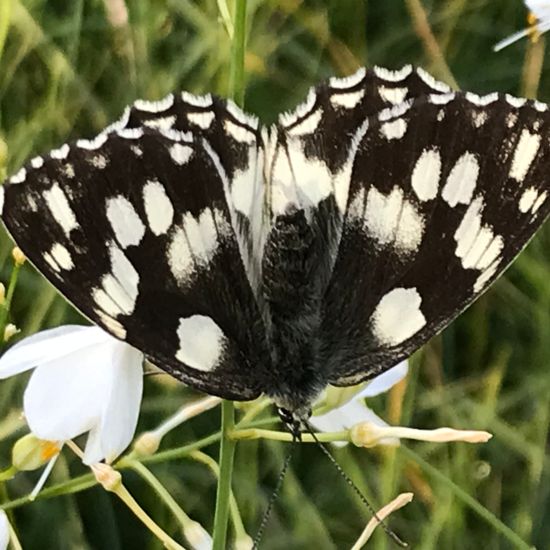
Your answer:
1,66 -> 549,423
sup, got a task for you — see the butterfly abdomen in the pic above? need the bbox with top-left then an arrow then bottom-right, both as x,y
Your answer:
261,207 -> 327,413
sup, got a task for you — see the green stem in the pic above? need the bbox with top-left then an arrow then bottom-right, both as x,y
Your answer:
231,428 -> 349,443
228,0 -> 247,107
212,400 -> 236,550
211,2 -> 247,547
0,0 -> 12,65
0,259 -> 22,344
400,446 -> 533,550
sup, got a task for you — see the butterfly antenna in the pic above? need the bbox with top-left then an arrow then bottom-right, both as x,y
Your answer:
304,423 -> 408,548
252,434 -> 297,549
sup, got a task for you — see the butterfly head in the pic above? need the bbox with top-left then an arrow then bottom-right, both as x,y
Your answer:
277,406 -> 311,438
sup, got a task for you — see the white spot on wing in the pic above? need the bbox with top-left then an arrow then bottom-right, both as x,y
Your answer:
411,148 -> 441,201
0,187 -> 4,215
509,129 -> 540,182
183,209 -> 218,262
94,243 -> 140,316
334,119 -> 369,214
187,111 -> 215,129
31,156 -> 44,168
442,152 -> 479,207
465,92 -> 498,106
106,196 -> 145,248
226,99 -> 258,129
532,191 -> 547,213
374,65 -> 413,82
134,93 -> 174,113
91,154 -> 108,169
181,91 -> 213,108
143,180 -> 174,235
117,128 -> 144,140
519,187 -> 539,213
364,187 -> 424,252
429,92 -> 455,105
77,133 -> 109,150
168,227 -> 194,283
51,144 -> 70,160
50,243 -> 74,270
371,287 -> 426,345
329,67 -> 366,89
378,86 -> 408,104
453,196 -> 504,270
175,315 -> 226,371
287,108 -> 323,136
416,67 -> 451,92
506,94 -> 527,108
330,90 -> 365,109
44,183 -> 79,235
10,168 -> 26,184
224,120 -> 256,144
380,119 -> 407,140
95,309 -> 127,339
143,116 -> 176,130
473,262 -> 500,293
170,144 -> 194,165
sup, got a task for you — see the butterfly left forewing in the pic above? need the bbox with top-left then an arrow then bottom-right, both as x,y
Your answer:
1,124 -> 269,401
318,91 -> 550,385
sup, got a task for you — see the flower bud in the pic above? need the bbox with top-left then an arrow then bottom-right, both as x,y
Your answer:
92,463 -> 122,492
133,431 -> 161,456
12,247 -> 25,267
0,283 -> 5,306
184,519 -> 212,550
4,323 -> 19,342
12,434 -> 60,471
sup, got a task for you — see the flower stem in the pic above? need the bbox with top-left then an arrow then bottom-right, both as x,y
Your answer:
212,400 -> 236,550
228,0 -> 247,107
212,1 -> 247,547
0,253 -> 22,345
231,427 -> 349,443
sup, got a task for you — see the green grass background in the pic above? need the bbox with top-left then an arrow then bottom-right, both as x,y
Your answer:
1,0 -> 550,549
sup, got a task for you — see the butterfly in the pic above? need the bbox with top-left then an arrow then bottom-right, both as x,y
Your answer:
494,0 -> 550,51
1,66 -> 549,423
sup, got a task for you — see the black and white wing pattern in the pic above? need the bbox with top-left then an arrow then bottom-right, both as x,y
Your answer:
2,66 -> 550,414
264,66 -> 550,387
0,95 -> 270,400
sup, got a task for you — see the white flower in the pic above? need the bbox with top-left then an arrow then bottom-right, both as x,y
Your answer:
0,325 -> 144,465
310,361 -> 408,446
0,510 -> 9,550
494,0 -> 550,51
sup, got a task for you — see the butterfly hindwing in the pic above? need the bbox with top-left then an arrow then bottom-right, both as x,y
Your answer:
319,91 -> 550,384
1,123 -> 269,400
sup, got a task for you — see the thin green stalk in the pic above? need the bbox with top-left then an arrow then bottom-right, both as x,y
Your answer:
400,446 -> 533,550
0,0 -> 12,64
228,0 -> 247,106
212,400 -> 236,550
212,2 -> 247,547
0,257 -> 22,344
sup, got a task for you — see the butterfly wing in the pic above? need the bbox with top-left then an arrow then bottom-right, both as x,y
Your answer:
318,91 -> 550,385
1,102 -> 270,400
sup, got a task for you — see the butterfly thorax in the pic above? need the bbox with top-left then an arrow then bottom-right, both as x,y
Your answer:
261,206 -> 327,415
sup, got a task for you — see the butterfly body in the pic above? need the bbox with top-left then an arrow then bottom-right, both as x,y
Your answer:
261,206 -> 328,416
2,66 -> 550,421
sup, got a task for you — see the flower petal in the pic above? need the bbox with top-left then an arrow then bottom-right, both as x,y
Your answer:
83,343 -> 143,464
0,325 -> 108,378
23,347 -> 113,441
358,361 -> 408,398
0,510 -> 9,550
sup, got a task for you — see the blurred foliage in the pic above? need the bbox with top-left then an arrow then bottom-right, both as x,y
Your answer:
0,0 -> 549,549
